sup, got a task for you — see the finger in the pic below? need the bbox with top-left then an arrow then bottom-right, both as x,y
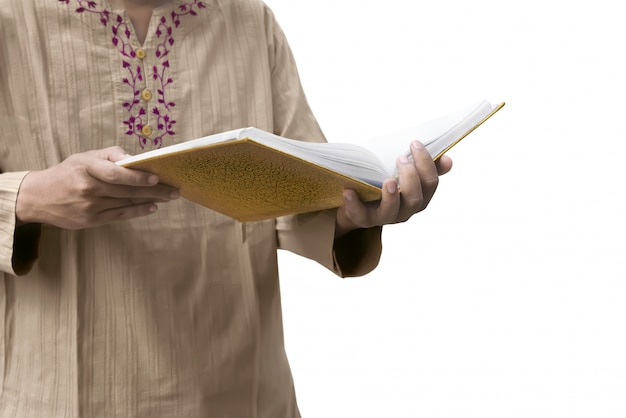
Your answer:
435,155 -> 453,175
95,202 -> 160,225
99,183 -> 180,201
395,153 -> 425,221
375,178 -> 402,224
99,196 -> 173,208
409,141 -> 439,204
85,157 -> 160,187
341,178 -> 401,228
340,189 -> 373,228
94,146 -> 130,163
60,199 -> 162,230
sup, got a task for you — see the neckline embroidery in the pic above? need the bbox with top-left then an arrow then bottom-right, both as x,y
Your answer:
58,0 -> 208,149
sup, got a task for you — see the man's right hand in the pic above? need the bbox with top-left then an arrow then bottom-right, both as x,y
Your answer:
15,146 -> 180,229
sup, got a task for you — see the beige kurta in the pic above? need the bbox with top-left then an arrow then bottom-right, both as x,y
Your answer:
0,0 -> 382,416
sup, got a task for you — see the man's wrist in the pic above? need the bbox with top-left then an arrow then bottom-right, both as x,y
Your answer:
15,170 -> 40,226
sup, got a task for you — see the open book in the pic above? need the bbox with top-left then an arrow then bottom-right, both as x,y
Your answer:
118,100 -> 504,221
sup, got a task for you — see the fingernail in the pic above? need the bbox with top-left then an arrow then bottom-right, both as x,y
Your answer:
170,190 -> 181,199
411,141 -> 424,150
343,191 -> 353,202
148,204 -> 158,213
147,175 -> 159,185
397,155 -> 410,164
386,180 -> 398,194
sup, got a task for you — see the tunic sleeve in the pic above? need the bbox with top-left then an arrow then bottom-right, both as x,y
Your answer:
0,171 -> 41,275
264,6 -> 383,277
276,211 -> 382,278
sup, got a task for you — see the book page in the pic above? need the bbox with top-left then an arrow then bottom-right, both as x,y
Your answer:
242,128 -> 391,187
360,101 -> 497,175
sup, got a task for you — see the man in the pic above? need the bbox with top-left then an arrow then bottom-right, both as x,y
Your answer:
0,0 -> 451,416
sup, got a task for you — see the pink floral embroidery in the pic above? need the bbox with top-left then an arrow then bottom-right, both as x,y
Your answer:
111,15 -> 136,58
123,107 -> 148,147
59,0 -> 111,26
59,0 -> 207,149
152,107 -> 176,149
121,61 -> 142,111
156,1 -> 207,57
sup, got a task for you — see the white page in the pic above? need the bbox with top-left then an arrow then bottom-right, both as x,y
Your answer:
361,100 -> 496,174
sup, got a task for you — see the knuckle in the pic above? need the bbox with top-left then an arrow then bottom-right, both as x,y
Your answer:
126,186 -> 142,199
424,176 -> 439,189
101,166 -> 122,184
109,145 -> 126,155
377,207 -> 397,225
397,210 -> 413,223
402,195 -> 425,213
113,207 -> 131,220
74,177 -> 98,197
77,202 -> 100,220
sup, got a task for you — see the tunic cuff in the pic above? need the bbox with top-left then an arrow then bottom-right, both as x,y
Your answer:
276,209 -> 382,278
332,225 -> 383,277
0,172 -> 41,275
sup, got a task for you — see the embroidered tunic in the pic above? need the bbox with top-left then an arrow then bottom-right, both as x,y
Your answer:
0,1 -> 382,416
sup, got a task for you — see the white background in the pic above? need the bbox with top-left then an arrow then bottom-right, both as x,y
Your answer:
265,1 -> 626,417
